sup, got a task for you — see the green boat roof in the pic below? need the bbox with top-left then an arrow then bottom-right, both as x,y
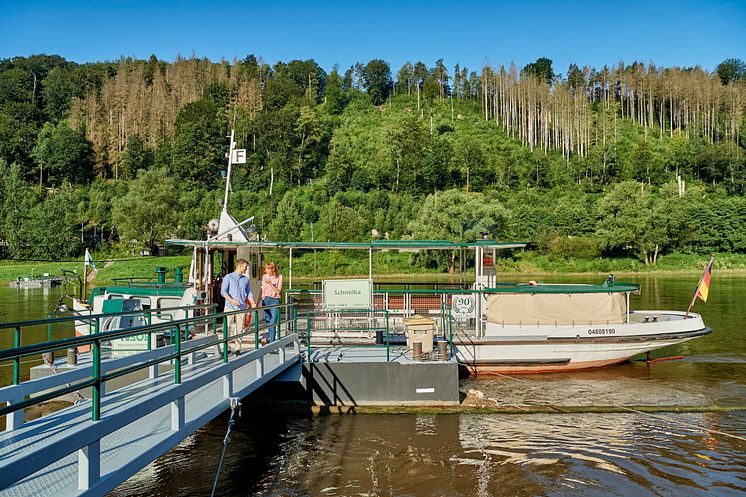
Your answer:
101,286 -> 188,297
484,283 -> 640,294
166,238 -> 527,251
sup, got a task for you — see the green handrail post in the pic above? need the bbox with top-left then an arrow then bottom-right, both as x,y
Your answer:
13,326 -> 21,385
174,324 -> 181,384
306,313 -> 312,363
293,305 -> 298,335
254,309 -> 260,349
47,321 -> 52,342
222,316 -> 228,363
449,309 -> 454,359
147,311 -> 152,351
92,338 -> 101,421
385,310 -> 390,362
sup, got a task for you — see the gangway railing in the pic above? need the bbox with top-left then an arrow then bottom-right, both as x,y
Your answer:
0,303 -> 298,427
1,303 -> 217,385
0,303 -> 300,494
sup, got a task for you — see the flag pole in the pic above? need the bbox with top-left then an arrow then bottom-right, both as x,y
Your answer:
83,260 -> 88,301
685,254 -> 714,318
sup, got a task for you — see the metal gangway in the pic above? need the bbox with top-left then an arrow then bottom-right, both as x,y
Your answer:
0,303 -> 301,496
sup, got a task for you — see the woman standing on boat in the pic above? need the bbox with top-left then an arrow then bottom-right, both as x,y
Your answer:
261,262 -> 283,343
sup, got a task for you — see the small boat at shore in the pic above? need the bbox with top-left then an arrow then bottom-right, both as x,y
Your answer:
8,274 -> 64,288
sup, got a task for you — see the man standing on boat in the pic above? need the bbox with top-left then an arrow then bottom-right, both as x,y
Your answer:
221,258 -> 256,355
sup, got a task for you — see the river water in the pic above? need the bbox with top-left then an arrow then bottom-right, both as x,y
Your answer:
1,274 -> 745,496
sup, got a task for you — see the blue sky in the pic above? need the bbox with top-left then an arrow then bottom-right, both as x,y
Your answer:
1,0 -> 744,76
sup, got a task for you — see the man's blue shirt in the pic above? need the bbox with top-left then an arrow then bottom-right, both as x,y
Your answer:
221,271 -> 253,310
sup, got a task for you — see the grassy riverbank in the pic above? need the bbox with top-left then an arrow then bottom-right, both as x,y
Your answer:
0,251 -> 743,285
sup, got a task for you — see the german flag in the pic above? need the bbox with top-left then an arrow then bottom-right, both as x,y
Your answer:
696,256 -> 714,302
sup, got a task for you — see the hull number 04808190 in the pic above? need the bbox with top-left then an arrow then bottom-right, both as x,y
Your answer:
587,328 -> 616,335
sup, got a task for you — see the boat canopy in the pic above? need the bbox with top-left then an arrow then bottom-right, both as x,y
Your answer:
485,287 -> 633,326
485,282 -> 640,294
166,238 -> 527,251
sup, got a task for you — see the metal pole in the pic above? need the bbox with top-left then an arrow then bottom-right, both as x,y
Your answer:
13,326 -> 20,385
307,313 -> 312,363
222,130 -> 235,212
254,309 -> 260,349
147,311 -> 152,350
289,248 -> 293,290
369,247 -> 372,280
385,311 -> 390,362
222,317 -> 228,363
174,324 -> 182,384
92,339 -> 100,421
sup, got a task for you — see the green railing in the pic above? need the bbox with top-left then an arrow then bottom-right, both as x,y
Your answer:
0,303 -> 298,422
305,309 -> 390,362
2,303 -> 216,386
302,306 -> 456,362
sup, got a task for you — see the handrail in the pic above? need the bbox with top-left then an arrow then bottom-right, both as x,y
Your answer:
305,309 -> 390,362
0,303 -> 299,423
0,303 -> 216,330
286,288 -> 479,296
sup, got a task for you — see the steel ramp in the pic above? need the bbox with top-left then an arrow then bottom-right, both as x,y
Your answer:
0,335 -> 300,497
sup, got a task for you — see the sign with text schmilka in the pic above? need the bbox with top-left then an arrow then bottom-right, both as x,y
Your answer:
322,279 -> 373,310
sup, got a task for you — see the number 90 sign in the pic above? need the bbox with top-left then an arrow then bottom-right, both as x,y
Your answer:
451,295 -> 475,318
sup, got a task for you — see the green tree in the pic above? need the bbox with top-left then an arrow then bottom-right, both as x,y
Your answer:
31,121 -> 93,185
523,57 -> 554,84
408,189 -> 510,271
321,199 -> 364,241
269,191 -> 305,241
362,59 -> 393,105
24,184 -> 82,259
172,95 -> 227,188
112,168 -> 178,254
595,181 -> 657,262
294,105 -> 322,183
324,68 -> 347,115
121,134 -> 154,180
715,58 -> 746,85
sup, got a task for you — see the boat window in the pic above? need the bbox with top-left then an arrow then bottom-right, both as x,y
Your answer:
133,297 -> 151,310
155,297 -> 181,319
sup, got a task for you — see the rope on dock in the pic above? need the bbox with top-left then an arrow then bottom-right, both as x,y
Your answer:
211,397 -> 242,497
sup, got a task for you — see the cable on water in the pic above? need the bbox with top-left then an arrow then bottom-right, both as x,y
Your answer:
489,371 -> 746,443
211,397 -> 242,497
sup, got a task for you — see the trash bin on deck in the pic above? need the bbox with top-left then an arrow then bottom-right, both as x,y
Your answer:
403,315 -> 435,356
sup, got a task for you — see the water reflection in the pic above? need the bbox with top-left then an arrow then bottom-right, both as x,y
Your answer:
5,276 -> 746,496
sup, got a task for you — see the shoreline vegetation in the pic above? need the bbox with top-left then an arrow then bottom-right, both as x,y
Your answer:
0,251 -> 743,285
0,55 -> 744,279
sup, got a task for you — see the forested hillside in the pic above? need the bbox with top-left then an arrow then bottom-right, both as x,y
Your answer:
0,54 -> 744,269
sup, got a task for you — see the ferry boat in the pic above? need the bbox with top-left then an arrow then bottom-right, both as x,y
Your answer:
456,280 -> 710,373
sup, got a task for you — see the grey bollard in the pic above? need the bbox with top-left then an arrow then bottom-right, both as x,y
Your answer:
437,340 -> 448,360
67,348 -> 78,365
412,342 -> 423,361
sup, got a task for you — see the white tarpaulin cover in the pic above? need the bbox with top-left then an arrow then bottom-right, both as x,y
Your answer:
485,292 -> 627,325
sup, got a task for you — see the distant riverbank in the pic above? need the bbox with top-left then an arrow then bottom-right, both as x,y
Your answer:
0,251 -> 742,285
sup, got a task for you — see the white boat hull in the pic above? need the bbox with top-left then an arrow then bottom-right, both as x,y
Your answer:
455,310 -> 710,374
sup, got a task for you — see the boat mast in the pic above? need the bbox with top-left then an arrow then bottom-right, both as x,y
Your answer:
222,129 -> 236,213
